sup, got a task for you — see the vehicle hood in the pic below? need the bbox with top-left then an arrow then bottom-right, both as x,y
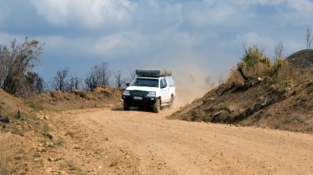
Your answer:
125,86 -> 160,92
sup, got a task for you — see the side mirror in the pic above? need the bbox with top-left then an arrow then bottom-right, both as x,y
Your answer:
161,85 -> 166,89
126,83 -> 130,87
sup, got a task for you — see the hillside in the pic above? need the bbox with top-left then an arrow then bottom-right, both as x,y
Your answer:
170,74 -> 313,134
0,86 -> 123,174
286,49 -> 313,70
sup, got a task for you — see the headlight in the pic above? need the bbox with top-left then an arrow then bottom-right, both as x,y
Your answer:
146,91 -> 156,97
123,91 -> 130,95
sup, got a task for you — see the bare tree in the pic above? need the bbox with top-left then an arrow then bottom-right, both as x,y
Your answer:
218,74 -> 226,85
178,69 -> 196,87
306,25 -> 313,49
50,68 -> 69,91
114,71 -> 128,88
130,70 -> 136,82
204,76 -> 215,87
84,62 -> 112,91
274,42 -> 284,60
0,37 -> 44,95
67,75 -> 82,91
93,62 -> 112,86
84,71 -> 98,91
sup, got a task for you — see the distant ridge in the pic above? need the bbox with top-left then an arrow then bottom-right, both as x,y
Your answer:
286,49 -> 313,69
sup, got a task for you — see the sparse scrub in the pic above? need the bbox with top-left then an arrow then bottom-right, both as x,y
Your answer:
69,165 -> 77,170
227,42 -> 305,89
42,126 -> 54,138
286,116 -> 291,123
276,75 -> 287,92
0,132 -> 11,175
223,103 -> 227,109
182,114 -> 190,121
57,136 -> 64,145
26,97 -> 45,111
308,87 -> 313,94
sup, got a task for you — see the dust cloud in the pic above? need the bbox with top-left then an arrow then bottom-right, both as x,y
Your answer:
165,59 -> 215,112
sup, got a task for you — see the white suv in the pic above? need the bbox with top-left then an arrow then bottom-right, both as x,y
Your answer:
122,69 -> 175,113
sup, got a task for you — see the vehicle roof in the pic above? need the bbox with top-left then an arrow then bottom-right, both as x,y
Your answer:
136,76 -> 169,79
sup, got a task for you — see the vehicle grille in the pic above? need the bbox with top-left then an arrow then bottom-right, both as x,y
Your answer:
132,91 -> 144,97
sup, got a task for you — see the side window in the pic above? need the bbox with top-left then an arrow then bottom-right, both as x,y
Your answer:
166,76 -> 175,87
160,79 -> 164,87
169,76 -> 174,87
163,79 -> 168,87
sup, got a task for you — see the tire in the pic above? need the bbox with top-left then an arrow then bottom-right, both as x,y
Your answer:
153,99 -> 160,113
169,96 -> 173,109
123,101 -> 130,111
139,106 -> 144,110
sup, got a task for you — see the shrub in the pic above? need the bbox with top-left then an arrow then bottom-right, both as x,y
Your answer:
241,43 -> 265,68
0,37 -> 45,96
227,42 -> 302,86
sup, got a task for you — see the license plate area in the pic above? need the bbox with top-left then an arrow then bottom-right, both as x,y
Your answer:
134,96 -> 143,100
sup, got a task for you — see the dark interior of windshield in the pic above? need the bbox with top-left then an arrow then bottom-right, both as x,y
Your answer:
131,78 -> 159,87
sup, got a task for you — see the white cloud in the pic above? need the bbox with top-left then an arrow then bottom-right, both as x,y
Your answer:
1,0 -> 312,80
30,0 -> 136,27
229,0 -> 313,13
188,4 -> 238,27
92,28 -> 213,57
93,31 -> 150,56
30,0 -> 69,26
231,32 -> 276,48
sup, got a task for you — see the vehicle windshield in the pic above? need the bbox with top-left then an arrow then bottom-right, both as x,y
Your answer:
131,78 -> 159,87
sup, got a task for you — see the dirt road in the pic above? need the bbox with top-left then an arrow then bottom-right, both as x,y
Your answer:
56,102 -> 313,175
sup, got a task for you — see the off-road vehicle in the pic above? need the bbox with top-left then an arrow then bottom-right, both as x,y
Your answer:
122,69 -> 175,113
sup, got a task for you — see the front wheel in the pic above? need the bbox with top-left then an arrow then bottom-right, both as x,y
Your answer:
123,101 -> 130,111
169,96 -> 173,109
153,99 -> 160,113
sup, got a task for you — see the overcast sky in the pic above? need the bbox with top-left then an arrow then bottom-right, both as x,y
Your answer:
0,0 -> 312,84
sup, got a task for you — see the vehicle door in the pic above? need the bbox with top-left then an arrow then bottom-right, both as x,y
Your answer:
166,76 -> 175,98
160,79 -> 169,103
161,78 -> 170,103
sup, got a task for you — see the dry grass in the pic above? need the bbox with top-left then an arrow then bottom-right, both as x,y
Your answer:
227,62 -> 269,85
0,89 -> 26,119
0,132 -> 11,175
227,59 -> 308,86
226,43 -> 312,87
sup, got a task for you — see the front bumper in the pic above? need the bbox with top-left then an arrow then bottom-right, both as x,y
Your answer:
122,95 -> 157,107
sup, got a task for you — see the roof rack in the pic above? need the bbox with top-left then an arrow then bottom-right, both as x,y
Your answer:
136,69 -> 172,77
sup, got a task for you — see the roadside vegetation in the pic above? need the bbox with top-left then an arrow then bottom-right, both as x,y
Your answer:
171,26 -> 313,134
